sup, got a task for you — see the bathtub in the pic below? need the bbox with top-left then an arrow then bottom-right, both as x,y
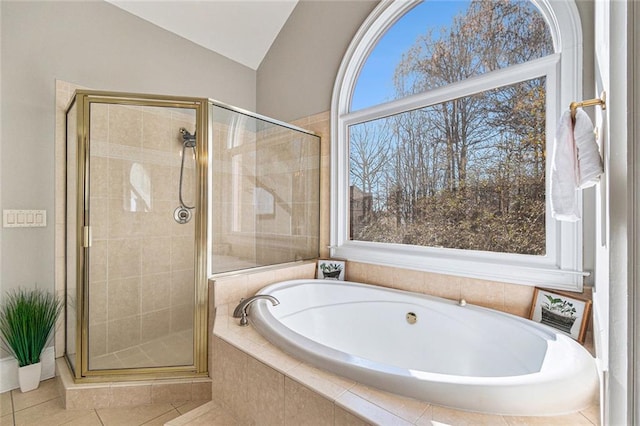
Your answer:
249,279 -> 598,416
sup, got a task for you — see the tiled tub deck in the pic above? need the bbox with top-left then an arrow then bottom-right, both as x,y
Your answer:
205,303 -> 599,425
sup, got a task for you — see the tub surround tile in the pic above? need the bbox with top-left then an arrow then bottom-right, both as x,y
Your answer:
213,275 -> 248,307
254,343 -> 303,375
150,382 -> 192,404
502,283 -> 536,317
390,268 -> 426,294
461,279 -> 506,311
345,261 -> 368,282
211,337 -> 248,419
220,322 -> 265,356
247,357 -> 285,424
418,405 -> 509,425
335,391 -> 413,426
228,319 -> 270,347
287,363 -> 354,402
334,406 -> 371,426
503,412 -> 595,425
343,260 -> 551,323
284,377 -> 334,426
212,299 -> 599,426
349,383 -> 429,424
580,403 -> 600,425
211,260 -> 317,308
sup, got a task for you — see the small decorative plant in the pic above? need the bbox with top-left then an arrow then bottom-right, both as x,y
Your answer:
320,263 -> 343,274
542,294 -> 577,318
319,262 -> 344,279
0,288 -> 62,368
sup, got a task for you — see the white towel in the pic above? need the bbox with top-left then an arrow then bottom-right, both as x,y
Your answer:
550,109 -> 603,222
574,109 -> 604,187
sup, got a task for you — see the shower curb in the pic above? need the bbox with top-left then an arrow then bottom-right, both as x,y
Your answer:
55,358 -> 212,409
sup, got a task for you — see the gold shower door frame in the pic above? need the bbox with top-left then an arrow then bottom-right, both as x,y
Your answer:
66,90 -> 210,380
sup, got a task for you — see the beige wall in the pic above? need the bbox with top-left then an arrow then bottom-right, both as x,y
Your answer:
0,0 -> 255,297
256,0 -> 379,122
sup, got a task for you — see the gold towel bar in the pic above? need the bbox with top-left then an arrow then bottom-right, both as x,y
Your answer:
570,91 -> 607,121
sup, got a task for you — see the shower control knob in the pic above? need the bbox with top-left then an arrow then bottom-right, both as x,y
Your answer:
174,206 -> 192,224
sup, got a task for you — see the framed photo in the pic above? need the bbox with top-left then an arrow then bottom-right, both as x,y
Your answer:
317,259 -> 345,281
529,287 -> 592,343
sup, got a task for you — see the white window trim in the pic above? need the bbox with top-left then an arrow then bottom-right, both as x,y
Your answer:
330,0 -> 585,291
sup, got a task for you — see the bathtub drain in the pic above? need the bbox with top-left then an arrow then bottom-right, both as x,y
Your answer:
406,312 -> 417,324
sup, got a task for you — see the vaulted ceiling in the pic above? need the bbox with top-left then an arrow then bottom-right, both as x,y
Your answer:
105,0 -> 299,70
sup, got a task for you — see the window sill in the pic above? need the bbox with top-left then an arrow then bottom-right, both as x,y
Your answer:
332,242 -> 585,292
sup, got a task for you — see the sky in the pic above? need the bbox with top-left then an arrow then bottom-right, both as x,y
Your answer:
351,0 -> 470,111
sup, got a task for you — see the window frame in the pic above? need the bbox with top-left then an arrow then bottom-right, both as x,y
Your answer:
330,0 -> 586,291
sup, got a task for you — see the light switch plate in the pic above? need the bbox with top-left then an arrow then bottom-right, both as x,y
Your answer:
3,210 -> 47,227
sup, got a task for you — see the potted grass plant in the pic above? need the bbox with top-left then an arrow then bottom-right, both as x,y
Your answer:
0,288 -> 62,392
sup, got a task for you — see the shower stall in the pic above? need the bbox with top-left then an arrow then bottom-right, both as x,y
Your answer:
65,90 -> 320,380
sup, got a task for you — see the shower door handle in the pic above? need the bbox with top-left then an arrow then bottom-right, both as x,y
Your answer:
83,226 -> 92,248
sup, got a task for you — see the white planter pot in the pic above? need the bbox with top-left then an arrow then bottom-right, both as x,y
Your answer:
18,362 -> 42,392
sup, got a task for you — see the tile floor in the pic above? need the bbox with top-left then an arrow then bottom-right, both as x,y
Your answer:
0,378 -> 218,426
0,376 -> 600,426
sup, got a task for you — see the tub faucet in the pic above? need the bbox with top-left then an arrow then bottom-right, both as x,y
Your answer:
232,295 -> 280,326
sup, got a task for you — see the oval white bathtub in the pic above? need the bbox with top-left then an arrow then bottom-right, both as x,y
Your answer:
249,279 -> 598,416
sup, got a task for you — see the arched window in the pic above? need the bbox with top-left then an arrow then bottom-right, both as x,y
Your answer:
331,0 -> 585,291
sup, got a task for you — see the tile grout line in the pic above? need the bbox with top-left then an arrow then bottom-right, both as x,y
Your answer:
95,408 -> 105,425
140,407 -> 181,425
10,390 -> 15,426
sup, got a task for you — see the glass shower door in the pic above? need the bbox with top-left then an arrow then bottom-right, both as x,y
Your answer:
86,101 -> 198,371
66,91 -> 208,378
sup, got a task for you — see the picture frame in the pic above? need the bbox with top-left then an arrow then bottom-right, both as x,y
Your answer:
529,287 -> 592,343
317,259 -> 346,281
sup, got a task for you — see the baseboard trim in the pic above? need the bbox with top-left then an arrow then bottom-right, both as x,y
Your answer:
0,346 -> 55,393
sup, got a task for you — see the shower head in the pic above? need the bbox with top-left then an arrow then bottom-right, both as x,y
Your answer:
179,128 -> 196,148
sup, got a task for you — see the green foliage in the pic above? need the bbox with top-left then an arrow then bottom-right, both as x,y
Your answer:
543,295 -> 577,318
320,263 -> 343,273
0,288 -> 62,367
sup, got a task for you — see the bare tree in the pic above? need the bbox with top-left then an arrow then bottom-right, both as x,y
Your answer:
349,121 -> 392,215
353,0 -> 553,255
